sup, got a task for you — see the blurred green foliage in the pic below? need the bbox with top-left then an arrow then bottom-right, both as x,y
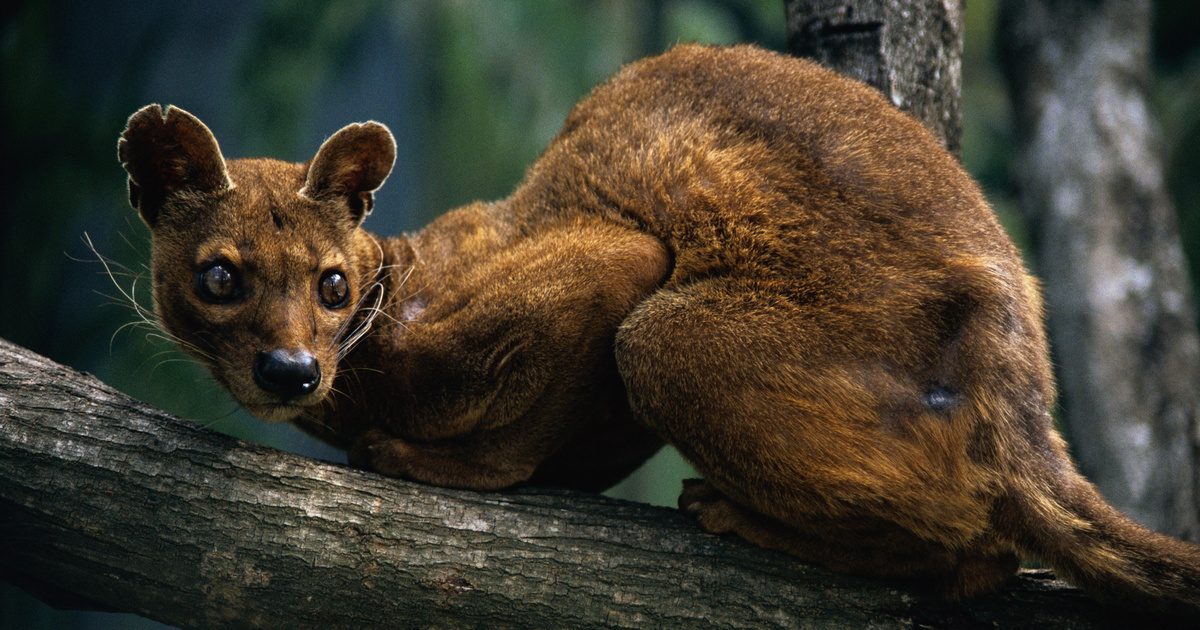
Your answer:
1,1 -> 1197,627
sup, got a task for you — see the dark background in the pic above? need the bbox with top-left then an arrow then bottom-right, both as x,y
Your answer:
2,1 -> 1198,627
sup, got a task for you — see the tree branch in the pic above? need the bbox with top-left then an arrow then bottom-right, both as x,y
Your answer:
0,338 -> 1109,627
784,0 -> 964,155
1000,0 -> 1200,540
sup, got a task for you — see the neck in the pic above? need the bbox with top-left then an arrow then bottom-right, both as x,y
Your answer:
350,201 -> 520,341
364,228 -> 415,318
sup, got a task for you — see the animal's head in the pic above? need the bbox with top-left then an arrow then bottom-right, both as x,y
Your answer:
118,104 -> 396,421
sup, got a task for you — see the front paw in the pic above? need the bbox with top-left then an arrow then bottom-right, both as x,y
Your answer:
678,479 -> 739,535
348,429 -> 409,477
347,432 -> 376,470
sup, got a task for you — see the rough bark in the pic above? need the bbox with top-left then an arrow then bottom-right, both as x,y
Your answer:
784,0 -> 963,155
0,338 -> 1113,628
1000,0 -> 1200,541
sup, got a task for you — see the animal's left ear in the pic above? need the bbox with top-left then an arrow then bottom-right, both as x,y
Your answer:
301,121 -> 396,225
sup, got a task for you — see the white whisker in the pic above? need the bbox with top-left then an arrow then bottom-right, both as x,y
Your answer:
83,231 -> 217,365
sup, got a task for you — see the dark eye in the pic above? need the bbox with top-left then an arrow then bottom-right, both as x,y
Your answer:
319,270 -> 349,308
196,262 -> 240,303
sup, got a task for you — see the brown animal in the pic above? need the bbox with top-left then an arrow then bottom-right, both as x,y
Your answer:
118,45 -> 1199,614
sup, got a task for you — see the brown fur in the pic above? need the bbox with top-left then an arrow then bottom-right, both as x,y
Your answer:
120,45 -> 1200,614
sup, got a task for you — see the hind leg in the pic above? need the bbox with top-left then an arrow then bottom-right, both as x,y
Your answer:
679,479 -> 1017,597
677,479 -> 958,578
616,278 -> 1011,591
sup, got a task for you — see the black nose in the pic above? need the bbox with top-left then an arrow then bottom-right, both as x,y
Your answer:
252,349 -> 320,399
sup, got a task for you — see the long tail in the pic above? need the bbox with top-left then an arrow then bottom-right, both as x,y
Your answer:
1003,452 -> 1200,618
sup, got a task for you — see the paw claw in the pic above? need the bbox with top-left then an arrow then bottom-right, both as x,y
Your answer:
678,478 -> 719,510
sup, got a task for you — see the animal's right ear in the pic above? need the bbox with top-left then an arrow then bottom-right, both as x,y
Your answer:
118,104 -> 232,227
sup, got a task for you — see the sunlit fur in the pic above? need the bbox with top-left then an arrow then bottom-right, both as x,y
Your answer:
121,45 -> 1199,617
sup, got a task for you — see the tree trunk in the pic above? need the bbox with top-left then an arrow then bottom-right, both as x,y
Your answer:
784,0 -> 964,155
0,338 -> 1110,627
999,0 -> 1200,541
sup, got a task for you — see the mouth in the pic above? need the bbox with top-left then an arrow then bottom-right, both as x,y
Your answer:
244,401 -> 311,422
216,358 -> 333,422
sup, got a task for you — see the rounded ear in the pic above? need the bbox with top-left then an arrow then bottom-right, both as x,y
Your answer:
300,121 -> 396,225
117,104 -> 232,227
